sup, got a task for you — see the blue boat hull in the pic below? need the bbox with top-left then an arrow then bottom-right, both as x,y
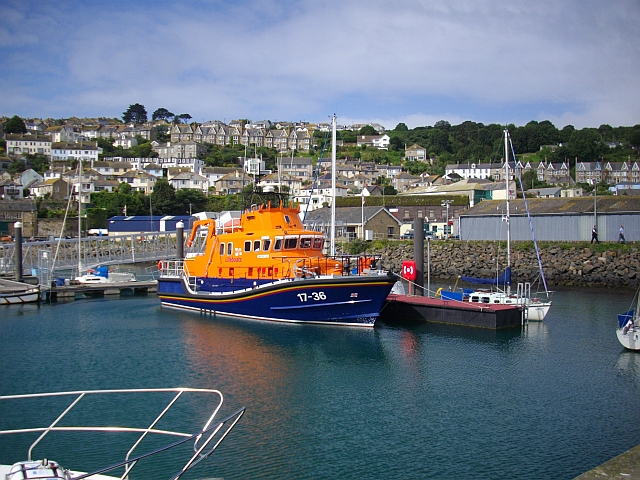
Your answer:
158,275 -> 397,327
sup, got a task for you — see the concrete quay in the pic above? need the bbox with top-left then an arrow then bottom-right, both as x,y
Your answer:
575,444 -> 640,479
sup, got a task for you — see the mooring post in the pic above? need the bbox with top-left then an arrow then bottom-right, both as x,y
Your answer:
176,221 -> 184,260
14,221 -> 23,282
414,217 -> 424,296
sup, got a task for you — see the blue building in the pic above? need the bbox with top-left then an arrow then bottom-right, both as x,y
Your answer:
107,215 -> 195,235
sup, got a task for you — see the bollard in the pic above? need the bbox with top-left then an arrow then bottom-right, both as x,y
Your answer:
176,221 -> 184,260
14,221 -> 23,282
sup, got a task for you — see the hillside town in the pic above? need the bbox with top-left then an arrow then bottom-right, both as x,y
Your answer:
1,114 -> 639,243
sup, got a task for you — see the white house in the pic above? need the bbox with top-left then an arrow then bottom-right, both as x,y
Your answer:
356,134 -> 390,150
5,134 -> 52,157
293,181 -> 349,212
51,142 -> 102,164
169,172 -> 209,193
118,170 -> 158,194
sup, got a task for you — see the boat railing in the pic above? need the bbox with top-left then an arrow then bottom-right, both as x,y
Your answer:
162,259 -> 184,277
328,253 -> 385,276
0,387 -> 245,480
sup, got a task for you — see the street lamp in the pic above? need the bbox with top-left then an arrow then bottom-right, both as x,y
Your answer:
441,199 -> 454,237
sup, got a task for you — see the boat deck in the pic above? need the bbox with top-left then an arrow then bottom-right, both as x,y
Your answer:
0,278 -> 37,294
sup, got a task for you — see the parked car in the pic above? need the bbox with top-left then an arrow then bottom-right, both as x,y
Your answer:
401,230 -> 436,240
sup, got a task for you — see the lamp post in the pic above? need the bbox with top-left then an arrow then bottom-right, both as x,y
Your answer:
441,199 -> 453,237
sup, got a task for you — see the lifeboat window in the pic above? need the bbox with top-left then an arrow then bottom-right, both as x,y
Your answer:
244,240 -> 251,252
254,240 -> 260,251
262,239 -> 271,251
284,237 -> 298,249
482,297 -> 490,304
273,238 -> 282,251
219,243 -> 225,255
300,237 -> 312,249
284,215 -> 291,224
470,296 -> 479,302
227,242 -> 233,255
312,238 -> 324,249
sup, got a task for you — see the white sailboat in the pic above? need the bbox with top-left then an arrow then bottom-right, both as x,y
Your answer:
73,158 -> 135,285
458,129 -> 552,321
617,288 -> 640,350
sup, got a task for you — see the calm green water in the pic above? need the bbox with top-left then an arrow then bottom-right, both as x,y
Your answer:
1,287 -> 640,479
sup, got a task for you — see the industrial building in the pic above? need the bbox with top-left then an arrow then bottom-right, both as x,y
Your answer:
460,196 -> 640,242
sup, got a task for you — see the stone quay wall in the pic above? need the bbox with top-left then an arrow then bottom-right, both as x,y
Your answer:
372,242 -> 639,288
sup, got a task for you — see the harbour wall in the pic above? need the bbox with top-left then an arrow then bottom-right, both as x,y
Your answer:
373,242 -> 640,288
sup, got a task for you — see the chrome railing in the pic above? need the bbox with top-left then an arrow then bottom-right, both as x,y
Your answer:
0,387 -> 245,480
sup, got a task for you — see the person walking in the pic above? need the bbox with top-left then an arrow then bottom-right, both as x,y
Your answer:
591,225 -> 599,244
619,225 -> 626,244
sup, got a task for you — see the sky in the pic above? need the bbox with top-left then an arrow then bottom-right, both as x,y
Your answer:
2,0 -> 639,130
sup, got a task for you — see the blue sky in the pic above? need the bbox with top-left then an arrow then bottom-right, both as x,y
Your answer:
2,0 -> 639,130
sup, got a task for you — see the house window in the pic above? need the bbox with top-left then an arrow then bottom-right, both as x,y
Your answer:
417,210 -> 423,218
387,227 -> 394,238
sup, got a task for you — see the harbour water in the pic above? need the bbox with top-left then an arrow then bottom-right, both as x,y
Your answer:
1,286 -> 640,479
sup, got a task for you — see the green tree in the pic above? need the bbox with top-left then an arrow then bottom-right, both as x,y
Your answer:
24,154 -> 50,174
7,158 -> 26,175
358,125 -> 377,136
117,182 -> 132,194
175,114 -> 192,124
97,137 -> 116,155
629,129 -> 640,149
152,108 -> 175,122
122,103 -> 148,124
434,120 -> 451,130
394,123 -> 409,131
5,115 -> 27,134
175,188 -> 208,215
151,178 -> 177,215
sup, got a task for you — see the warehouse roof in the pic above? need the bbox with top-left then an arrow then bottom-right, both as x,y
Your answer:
461,196 -> 640,217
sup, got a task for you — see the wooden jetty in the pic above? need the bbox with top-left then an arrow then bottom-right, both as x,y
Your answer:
45,280 -> 157,301
381,293 -> 524,329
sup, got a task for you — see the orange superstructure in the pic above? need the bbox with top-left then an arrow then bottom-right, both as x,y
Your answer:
183,200 -> 344,281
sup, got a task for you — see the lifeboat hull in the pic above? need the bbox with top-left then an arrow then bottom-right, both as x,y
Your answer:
158,274 -> 397,327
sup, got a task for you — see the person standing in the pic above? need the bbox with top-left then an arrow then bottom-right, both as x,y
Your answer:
591,225 -> 599,244
619,225 -> 626,244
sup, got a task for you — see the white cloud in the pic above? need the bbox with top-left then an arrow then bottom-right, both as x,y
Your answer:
2,0 -> 639,128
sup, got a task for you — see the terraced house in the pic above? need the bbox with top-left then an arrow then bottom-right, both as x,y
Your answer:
5,134 -> 52,156
575,160 -> 640,185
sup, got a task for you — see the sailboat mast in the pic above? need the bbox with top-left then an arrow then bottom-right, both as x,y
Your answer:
78,158 -> 82,277
330,114 -> 337,256
504,129 -> 511,293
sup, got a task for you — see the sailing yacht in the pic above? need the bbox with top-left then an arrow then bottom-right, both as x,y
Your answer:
617,288 -> 640,350
442,129 -> 552,321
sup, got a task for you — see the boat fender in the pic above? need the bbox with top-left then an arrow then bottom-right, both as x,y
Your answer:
435,287 -> 443,298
